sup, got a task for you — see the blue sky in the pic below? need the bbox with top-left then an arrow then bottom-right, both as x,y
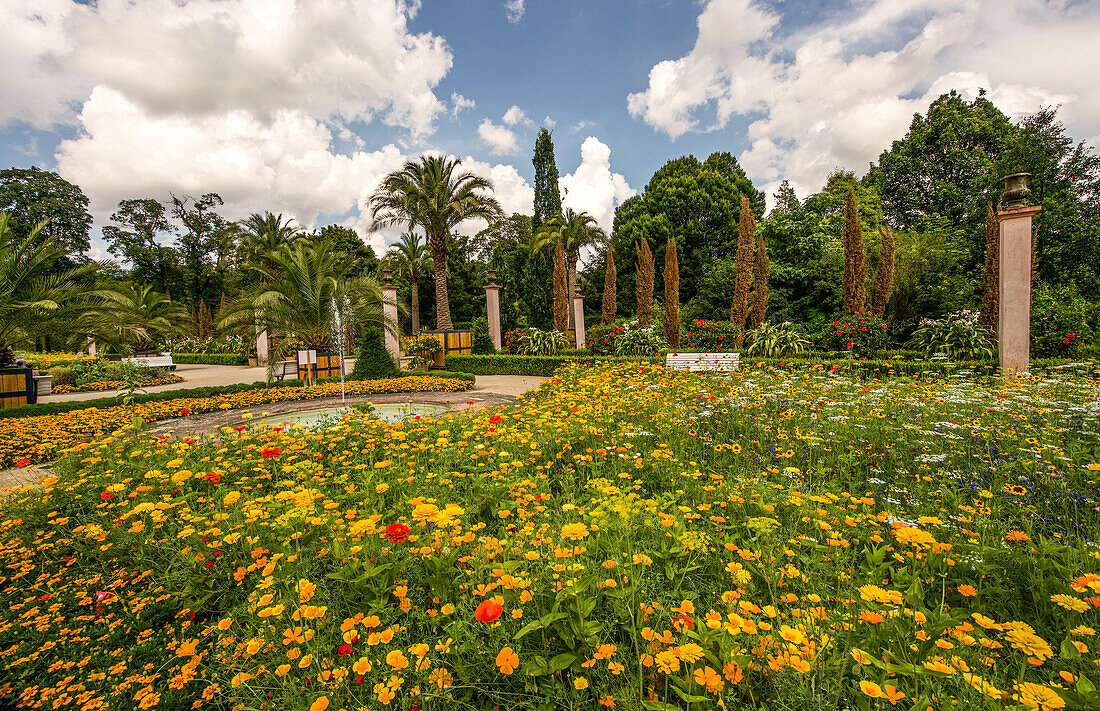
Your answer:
2,0 -> 1098,257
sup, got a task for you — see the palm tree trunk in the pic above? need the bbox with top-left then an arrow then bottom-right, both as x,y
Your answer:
566,252 -> 578,331
430,240 -> 452,330
410,275 -> 420,335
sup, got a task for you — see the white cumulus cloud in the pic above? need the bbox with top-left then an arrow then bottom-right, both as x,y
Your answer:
503,105 -> 531,127
503,0 -> 525,24
451,92 -> 476,119
628,0 -> 1100,202
477,119 -> 519,155
559,137 -> 635,236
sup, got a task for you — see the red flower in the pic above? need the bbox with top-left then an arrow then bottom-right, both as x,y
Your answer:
100,491 -> 113,501
338,644 -> 353,657
475,600 -> 503,623
14,458 -> 31,467
203,472 -> 221,483
489,414 -> 503,424
179,408 -> 192,416
262,446 -> 281,459
383,523 -> 410,544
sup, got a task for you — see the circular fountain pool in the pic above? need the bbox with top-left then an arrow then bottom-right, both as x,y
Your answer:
275,402 -> 450,427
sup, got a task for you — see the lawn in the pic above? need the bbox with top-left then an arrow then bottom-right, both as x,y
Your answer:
1,362 -> 1098,711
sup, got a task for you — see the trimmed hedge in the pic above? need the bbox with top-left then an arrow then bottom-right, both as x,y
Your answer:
416,370 -> 476,383
172,353 -> 250,365
445,354 -> 663,376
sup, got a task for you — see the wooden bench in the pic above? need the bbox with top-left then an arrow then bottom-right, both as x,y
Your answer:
273,360 -> 298,381
121,353 -> 175,370
666,352 -> 739,372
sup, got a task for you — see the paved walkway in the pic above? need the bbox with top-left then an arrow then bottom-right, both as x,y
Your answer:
2,370 -> 547,492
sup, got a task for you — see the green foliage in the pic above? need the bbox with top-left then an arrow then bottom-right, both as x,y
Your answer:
531,128 -> 562,231
745,321 -> 810,358
584,324 -> 622,356
445,354 -> 663,376
478,214 -> 552,331
607,153 -> 765,316
471,317 -> 495,354
907,312 -> 994,360
1031,283 -> 1096,358
172,353 -> 249,365
679,319 -> 741,351
0,166 -> 93,255
350,328 -> 399,379
517,329 -> 569,356
817,313 -> 893,358
613,326 -> 667,357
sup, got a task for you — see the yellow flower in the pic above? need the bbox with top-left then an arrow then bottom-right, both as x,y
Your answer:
223,491 -> 241,505
560,523 -> 589,540
1013,682 -> 1066,711
573,677 -> 589,690
1007,629 -> 1053,661
297,579 -> 316,603
1051,594 -> 1089,613
386,650 -> 409,670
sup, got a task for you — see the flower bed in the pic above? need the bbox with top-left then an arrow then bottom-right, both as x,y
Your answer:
52,374 -> 186,394
0,363 -> 1098,710
0,376 -> 470,466
16,352 -> 101,370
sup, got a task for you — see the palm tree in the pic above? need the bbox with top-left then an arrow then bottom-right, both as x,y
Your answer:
85,283 -> 188,354
219,239 -> 388,374
532,208 -> 606,329
368,155 -> 502,330
0,212 -> 101,364
236,211 -> 302,269
384,231 -> 433,335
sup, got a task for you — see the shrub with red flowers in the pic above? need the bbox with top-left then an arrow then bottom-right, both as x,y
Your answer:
680,319 -> 742,351
501,329 -> 530,355
817,312 -> 892,358
585,324 -> 624,356
1031,284 -> 1095,358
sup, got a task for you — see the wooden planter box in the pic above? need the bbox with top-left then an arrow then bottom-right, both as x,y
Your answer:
0,367 -> 36,409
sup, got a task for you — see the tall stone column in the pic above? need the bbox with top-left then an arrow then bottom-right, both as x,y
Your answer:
997,173 -> 1040,376
381,268 -> 401,364
484,269 -> 502,351
87,341 -> 97,357
256,329 -> 269,366
572,284 -> 586,349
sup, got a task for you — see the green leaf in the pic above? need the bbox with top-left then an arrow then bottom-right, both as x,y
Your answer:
1077,674 -> 1096,696
642,702 -> 681,711
904,577 -> 924,606
549,652 -> 577,672
514,611 -> 568,640
1061,636 -> 1082,660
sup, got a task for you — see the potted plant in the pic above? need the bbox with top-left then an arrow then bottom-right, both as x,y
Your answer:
404,333 -> 443,370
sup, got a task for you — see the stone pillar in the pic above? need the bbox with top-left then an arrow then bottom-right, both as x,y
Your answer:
381,269 -> 401,364
997,173 -> 1040,376
484,269 -> 502,351
256,330 -> 269,366
572,284 -> 586,349
87,341 -> 97,357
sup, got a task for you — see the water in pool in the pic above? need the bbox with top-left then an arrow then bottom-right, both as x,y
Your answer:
276,403 -> 449,427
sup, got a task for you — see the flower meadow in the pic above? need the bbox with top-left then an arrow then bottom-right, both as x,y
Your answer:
1,362 -> 1100,711
0,376 -> 470,468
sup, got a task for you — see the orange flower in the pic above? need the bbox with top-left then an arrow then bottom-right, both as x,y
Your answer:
495,646 -> 519,675
859,610 -> 884,624
475,600 -> 503,623
308,698 -> 329,711
860,681 -> 885,699
598,696 -> 616,708
883,685 -> 905,705
958,585 -> 978,597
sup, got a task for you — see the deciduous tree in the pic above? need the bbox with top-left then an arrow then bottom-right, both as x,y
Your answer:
730,196 -> 756,334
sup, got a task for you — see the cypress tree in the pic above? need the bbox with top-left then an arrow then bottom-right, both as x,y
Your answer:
553,237 -> 568,333
532,128 -> 562,231
978,202 -> 998,335
730,196 -> 756,337
636,238 -> 654,329
602,247 -> 617,325
749,232 -> 770,329
663,237 -> 680,348
842,187 -> 867,315
870,225 -> 896,316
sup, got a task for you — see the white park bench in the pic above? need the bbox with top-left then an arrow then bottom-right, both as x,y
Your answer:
273,360 -> 298,381
666,352 -> 739,372
121,353 -> 175,370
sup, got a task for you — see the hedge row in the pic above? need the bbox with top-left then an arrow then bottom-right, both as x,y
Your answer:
172,353 -> 250,365
445,354 -> 663,376
0,371 -> 474,420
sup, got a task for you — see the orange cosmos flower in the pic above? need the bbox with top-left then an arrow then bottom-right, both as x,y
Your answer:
495,647 -> 519,675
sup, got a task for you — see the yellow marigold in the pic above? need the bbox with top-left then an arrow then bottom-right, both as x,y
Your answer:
1013,682 -> 1066,711
1051,594 -> 1089,613
654,650 -> 679,674
675,643 -> 705,664
560,523 -> 589,540
1007,629 -> 1053,661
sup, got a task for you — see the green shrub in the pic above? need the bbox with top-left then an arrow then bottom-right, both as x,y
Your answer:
585,324 -> 623,356
401,370 -> 476,383
745,321 -> 810,358
907,312 -> 994,360
472,317 -> 495,355
50,367 -> 76,386
614,326 -> 668,356
1031,283 -> 1096,358
173,353 -> 250,365
816,313 -> 892,358
351,328 -> 399,380
517,329 -> 569,356
404,333 -> 443,368
680,319 -> 740,351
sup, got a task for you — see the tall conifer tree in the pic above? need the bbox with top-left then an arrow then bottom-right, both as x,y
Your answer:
602,247 -> 617,325
730,196 -> 756,336
842,187 -> 867,315
870,225 -> 896,316
532,128 -> 562,231
636,238 -> 654,329
553,237 -> 568,333
663,237 -> 680,348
